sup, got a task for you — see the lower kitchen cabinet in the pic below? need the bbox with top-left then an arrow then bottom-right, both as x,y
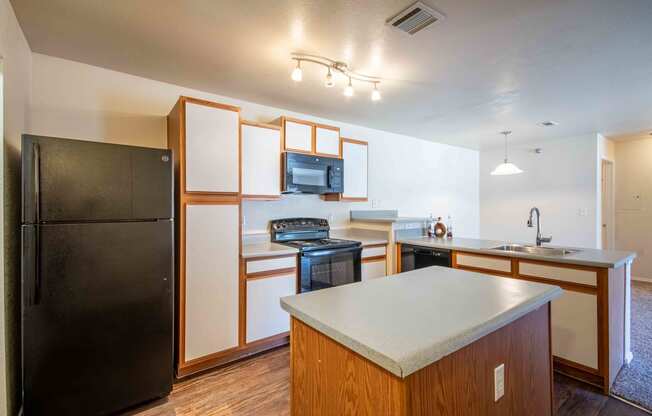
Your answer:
362,259 -> 386,281
246,273 -> 296,343
184,204 -> 240,362
362,244 -> 388,281
551,290 -> 598,369
452,251 -> 627,393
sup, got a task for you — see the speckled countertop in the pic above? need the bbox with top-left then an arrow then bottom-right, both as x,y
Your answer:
397,237 -> 637,268
241,241 -> 299,259
281,266 -> 562,378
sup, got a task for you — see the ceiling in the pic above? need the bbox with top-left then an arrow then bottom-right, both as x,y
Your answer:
11,0 -> 652,149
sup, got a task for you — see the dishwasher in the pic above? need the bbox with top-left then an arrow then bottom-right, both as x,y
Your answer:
400,244 -> 452,271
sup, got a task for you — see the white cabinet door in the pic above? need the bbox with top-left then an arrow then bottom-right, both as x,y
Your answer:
185,102 -> 239,193
315,127 -> 340,156
185,204 -> 239,360
342,140 -> 368,199
246,273 -> 296,343
242,124 -> 281,197
551,290 -> 599,369
362,260 -> 386,281
284,120 -> 312,152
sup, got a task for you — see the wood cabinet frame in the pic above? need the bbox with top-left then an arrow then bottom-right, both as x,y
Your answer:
322,137 -> 368,202
273,116 -> 342,158
450,250 -> 624,394
241,254 -> 299,347
170,97 -> 294,378
240,119 -> 283,201
169,96 -> 241,200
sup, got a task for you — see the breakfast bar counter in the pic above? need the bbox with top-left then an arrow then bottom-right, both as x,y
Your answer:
281,266 -> 562,415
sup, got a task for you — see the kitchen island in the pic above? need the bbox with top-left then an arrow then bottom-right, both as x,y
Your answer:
281,267 -> 562,416
397,237 -> 637,394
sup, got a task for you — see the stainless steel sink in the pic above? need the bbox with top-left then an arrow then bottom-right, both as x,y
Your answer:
490,244 -> 580,256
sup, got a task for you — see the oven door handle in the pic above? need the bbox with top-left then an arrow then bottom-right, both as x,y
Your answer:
302,247 -> 362,257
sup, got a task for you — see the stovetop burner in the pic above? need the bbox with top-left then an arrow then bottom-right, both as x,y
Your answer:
269,218 -> 361,252
281,238 -> 361,251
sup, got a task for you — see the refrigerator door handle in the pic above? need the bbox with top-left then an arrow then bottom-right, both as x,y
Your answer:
22,226 -> 40,305
33,143 -> 41,224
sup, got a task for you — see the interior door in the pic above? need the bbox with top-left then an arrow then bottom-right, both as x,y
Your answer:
22,220 -> 173,416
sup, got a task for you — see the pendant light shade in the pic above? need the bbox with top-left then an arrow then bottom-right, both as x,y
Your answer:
490,161 -> 523,175
491,131 -> 523,176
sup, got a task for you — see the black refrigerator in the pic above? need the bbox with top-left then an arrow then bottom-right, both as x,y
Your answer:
21,135 -> 174,415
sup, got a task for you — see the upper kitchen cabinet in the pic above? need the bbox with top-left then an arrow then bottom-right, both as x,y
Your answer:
279,117 -> 312,153
241,121 -> 282,200
273,116 -> 341,157
314,124 -> 341,157
341,138 -> 368,201
168,96 -> 240,196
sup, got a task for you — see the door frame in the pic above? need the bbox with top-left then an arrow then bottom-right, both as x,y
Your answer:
600,158 -> 615,249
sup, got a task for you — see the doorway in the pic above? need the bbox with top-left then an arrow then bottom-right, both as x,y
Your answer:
601,159 -> 614,249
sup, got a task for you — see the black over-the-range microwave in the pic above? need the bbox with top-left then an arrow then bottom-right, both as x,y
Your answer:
283,152 -> 343,194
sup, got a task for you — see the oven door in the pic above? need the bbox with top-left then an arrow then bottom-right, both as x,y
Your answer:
300,247 -> 362,292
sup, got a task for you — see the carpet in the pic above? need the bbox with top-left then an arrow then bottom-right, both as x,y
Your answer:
612,280 -> 652,411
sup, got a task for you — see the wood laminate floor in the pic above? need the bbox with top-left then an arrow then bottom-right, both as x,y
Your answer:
125,346 -> 648,416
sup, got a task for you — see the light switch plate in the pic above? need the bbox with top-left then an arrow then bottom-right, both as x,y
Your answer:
494,363 -> 505,402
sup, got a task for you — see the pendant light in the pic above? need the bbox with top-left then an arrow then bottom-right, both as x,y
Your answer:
491,131 -> 523,175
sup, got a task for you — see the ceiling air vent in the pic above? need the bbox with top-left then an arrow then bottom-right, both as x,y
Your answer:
387,2 -> 445,35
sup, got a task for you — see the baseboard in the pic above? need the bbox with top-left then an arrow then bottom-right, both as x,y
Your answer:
632,276 -> 652,283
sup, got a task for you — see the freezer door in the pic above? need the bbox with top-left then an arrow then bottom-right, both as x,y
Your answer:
22,135 -> 173,224
22,220 -> 173,416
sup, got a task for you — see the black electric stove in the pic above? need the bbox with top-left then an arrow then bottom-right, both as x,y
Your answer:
270,218 -> 362,292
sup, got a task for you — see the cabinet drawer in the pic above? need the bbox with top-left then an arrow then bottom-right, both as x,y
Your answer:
362,245 -> 386,259
456,253 -> 512,274
246,273 -> 296,343
551,290 -> 598,369
246,256 -> 296,275
362,259 -> 386,281
519,262 -> 597,287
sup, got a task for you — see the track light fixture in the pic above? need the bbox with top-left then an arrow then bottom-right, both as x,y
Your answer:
290,53 -> 382,101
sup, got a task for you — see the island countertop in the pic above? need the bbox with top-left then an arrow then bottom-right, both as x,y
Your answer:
281,266 -> 562,378
397,237 -> 636,268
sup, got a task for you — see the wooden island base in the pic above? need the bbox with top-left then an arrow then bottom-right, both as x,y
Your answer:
290,304 -> 553,416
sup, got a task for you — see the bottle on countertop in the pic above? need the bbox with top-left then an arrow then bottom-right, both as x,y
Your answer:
434,217 -> 447,238
427,214 -> 436,238
446,215 -> 453,239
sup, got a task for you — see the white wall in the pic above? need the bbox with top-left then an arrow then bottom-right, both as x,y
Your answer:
480,134 -> 600,248
0,0 -> 32,414
29,53 -> 480,238
614,138 -> 652,279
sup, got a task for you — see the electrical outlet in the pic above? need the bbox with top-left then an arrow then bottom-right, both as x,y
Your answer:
371,199 -> 380,208
494,363 -> 505,402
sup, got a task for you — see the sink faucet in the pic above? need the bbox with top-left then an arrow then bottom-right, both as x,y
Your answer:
527,207 -> 552,246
